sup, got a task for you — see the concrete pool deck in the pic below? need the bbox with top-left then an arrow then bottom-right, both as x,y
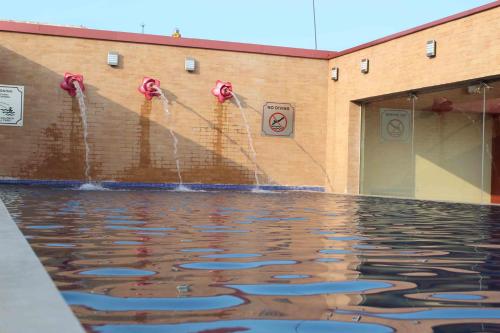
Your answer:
0,199 -> 85,333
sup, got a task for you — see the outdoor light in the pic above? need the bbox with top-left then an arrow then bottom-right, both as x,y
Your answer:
360,59 -> 369,74
185,57 -> 196,72
331,67 -> 339,81
467,82 -> 491,94
107,51 -> 119,66
468,84 -> 481,94
426,40 -> 436,58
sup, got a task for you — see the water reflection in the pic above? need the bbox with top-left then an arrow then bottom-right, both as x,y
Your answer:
63,291 -> 244,311
94,319 -> 394,333
226,280 -> 393,296
79,268 -> 156,277
179,260 -> 297,270
2,186 -> 500,332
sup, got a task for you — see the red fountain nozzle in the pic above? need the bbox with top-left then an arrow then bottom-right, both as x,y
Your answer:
211,80 -> 233,103
60,73 -> 84,97
139,77 -> 161,100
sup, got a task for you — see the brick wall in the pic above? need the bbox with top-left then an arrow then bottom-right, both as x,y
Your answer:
0,33 -> 328,186
0,4 -> 498,192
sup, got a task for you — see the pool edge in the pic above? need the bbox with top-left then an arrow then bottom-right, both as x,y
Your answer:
0,199 -> 85,333
0,179 -> 325,192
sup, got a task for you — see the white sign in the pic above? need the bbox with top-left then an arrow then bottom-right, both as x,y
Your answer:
0,85 -> 24,126
380,108 -> 411,142
262,102 -> 294,137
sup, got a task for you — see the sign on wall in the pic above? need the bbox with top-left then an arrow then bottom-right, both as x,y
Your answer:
0,85 -> 24,126
380,108 -> 411,142
262,102 -> 294,137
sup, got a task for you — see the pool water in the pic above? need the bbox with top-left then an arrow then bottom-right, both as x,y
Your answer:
1,186 -> 500,333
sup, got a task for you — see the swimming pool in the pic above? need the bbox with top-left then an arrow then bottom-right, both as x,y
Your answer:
1,186 -> 500,332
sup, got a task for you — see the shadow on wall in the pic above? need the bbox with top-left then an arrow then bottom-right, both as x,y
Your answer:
230,93 -> 333,189
0,45 -> 268,185
159,90 -> 268,183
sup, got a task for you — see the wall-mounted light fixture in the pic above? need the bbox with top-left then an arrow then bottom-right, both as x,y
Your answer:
468,82 -> 492,94
185,57 -> 196,72
426,40 -> 436,58
360,59 -> 369,74
107,51 -> 119,66
467,84 -> 481,94
331,67 -> 339,81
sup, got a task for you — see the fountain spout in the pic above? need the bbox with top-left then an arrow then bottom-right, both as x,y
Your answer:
60,73 -> 84,97
139,77 -> 161,100
213,82 -> 260,188
140,79 -> 184,188
211,80 -> 233,103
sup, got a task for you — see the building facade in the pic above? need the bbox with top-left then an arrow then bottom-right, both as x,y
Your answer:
0,2 -> 499,204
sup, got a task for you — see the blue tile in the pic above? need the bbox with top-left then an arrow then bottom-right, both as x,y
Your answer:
0,179 -> 324,192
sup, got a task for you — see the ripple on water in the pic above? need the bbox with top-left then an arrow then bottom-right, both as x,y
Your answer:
315,258 -> 342,263
353,244 -> 383,250
200,229 -> 249,233
432,323 -> 500,333
234,221 -> 253,224
181,248 -> 224,253
311,230 -> 337,235
273,274 -> 311,279
226,280 -> 392,296
26,225 -> 64,229
92,319 -> 394,333
104,220 -> 146,225
399,272 -> 437,277
137,232 -> 167,236
79,268 -> 156,277
328,236 -> 366,241
62,291 -> 244,311
105,226 -> 175,231
255,217 -> 307,222
319,249 -> 353,254
113,241 -> 144,245
180,260 -> 297,270
336,308 -> 500,320
200,253 -> 262,259
46,243 -> 76,248
431,293 -> 485,301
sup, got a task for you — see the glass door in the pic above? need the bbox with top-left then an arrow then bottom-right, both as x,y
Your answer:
360,96 -> 415,198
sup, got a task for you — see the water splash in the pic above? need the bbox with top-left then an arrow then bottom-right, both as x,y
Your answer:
251,187 -> 273,194
175,184 -> 196,192
231,92 -> 260,189
78,183 -> 108,191
73,82 -> 91,183
154,87 -> 184,187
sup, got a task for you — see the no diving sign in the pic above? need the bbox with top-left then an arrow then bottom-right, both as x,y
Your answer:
262,102 -> 294,137
380,108 -> 411,142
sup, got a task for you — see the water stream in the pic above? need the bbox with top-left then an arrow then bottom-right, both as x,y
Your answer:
231,92 -> 260,189
72,82 -> 105,191
154,87 -> 185,189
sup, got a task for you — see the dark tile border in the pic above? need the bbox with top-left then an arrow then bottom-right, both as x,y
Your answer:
0,179 -> 325,192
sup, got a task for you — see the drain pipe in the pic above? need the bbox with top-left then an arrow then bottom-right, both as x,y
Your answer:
408,93 -> 418,197
480,82 -> 492,204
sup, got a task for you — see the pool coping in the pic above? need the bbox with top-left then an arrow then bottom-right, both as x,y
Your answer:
0,179 -> 325,192
0,199 -> 85,333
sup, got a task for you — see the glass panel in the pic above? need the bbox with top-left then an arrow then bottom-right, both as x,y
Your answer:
413,85 -> 485,203
360,96 -> 415,198
484,80 -> 500,204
